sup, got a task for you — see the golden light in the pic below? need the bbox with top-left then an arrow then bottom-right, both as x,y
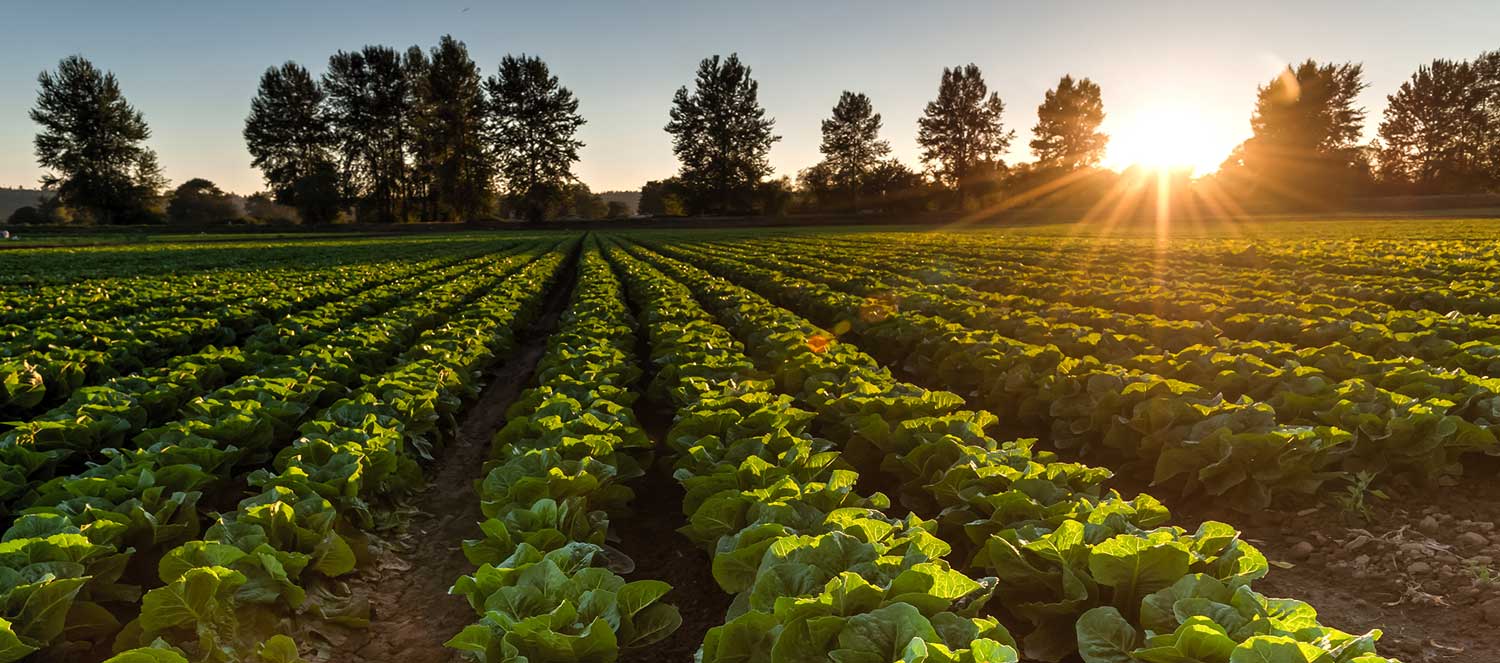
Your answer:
1105,101 -> 1224,175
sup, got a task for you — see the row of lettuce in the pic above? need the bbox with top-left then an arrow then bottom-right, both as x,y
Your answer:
1,239 -> 511,420
0,243 -> 567,661
445,239 -> 679,661
660,236 -> 1500,508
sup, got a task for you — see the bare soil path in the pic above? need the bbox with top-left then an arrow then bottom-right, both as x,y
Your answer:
1110,461 -> 1500,663
309,255 -> 579,662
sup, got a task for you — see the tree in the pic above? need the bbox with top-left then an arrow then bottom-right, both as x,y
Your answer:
1030,75 -> 1107,171
487,54 -> 585,222
1218,60 -> 1368,207
563,183 -> 607,219
796,160 -> 839,211
167,178 -> 240,225
638,178 -> 687,216
244,62 -> 336,220
605,201 -> 630,219
6,206 -> 44,225
324,45 -> 416,223
865,160 -> 929,213
412,36 -> 494,221
244,192 -> 300,224
292,161 -> 344,224
818,92 -> 890,211
30,55 -> 164,224
917,64 -> 1014,208
1378,58 -> 1496,193
665,54 -> 780,214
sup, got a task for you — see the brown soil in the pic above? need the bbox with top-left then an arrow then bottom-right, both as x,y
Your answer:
1111,460 -> 1500,663
303,260 -> 578,662
613,453 -> 733,663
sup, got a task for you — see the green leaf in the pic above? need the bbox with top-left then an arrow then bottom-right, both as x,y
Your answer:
255,634 -> 305,663
0,617 -> 38,663
102,648 -> 191,663
1075,607 -> 1140,663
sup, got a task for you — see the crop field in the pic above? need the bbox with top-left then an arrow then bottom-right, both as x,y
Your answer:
4,222 -> 1500,663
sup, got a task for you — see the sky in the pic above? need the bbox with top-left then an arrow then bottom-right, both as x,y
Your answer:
2,0 -> 1499,194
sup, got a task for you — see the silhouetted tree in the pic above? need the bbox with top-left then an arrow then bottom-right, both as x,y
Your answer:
666,54 -> 779,214
292,161 -> 343,224
865,160 -> 929,213
563,182 -> 607,219
487,54 -> 585,222
1030,75 -> 1108,171
244,62 -> 336,221
6,206 -> 44,225
411,36 -> 494,221
1378,57 -> 1497,193
31,55 -> 165,224
244,192 -> 300,224
324,45 -> 416,223
796,160 -> 839,211
638,178 -> 687,216
917,64 -> 1014,208
1218,60 -> 1368,208
818,91 -> 890,211
167,178 -> 240,225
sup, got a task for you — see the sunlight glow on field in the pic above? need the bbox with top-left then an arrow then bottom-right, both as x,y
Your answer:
1105,101 -> 1225,175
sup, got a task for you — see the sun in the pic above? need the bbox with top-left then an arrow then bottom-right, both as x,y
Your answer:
1105,101 -> 1225,175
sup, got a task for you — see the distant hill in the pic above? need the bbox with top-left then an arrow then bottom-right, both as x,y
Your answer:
598,190 -> 640,216
0,188 -> 46,222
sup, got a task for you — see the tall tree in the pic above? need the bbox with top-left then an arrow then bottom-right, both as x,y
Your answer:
917,64 -> 1014,207
244,61 -> 336,222
323,45 -> 416,223
1378,57 -> 1497,193
818,91 -> 890,211
665,54 -> 780,214
412,36 -> 493,221
486,54 -> 585,222
31,55 -> 164,224
1030,74 -> 1108,171
1477,51 -> 1500,183
1219,60 -> 1368,206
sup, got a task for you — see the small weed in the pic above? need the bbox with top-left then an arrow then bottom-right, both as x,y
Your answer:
1333,471 -> 1388,523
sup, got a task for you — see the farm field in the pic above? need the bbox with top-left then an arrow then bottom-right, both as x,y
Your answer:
3,221 -> 1499,663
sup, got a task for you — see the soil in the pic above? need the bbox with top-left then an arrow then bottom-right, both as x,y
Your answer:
1108,460 -> 1500,663
613,452 -> 733,663
303,257 -> 579,663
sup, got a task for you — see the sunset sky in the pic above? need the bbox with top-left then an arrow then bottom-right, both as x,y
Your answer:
2,0 -> 1498,194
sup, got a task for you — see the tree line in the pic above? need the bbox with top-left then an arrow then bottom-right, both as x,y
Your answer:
12,45 -> 1500,225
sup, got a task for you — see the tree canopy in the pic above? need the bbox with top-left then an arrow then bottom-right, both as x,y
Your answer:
1030,75 -> 1107,171
244,61 -> 335,220
917,64 -> 1014,207
1219,60 -> 1370,207
412,36 -> 493,221
487,54 -> 585,222
31,55 -> 164,224
665,54 -> 779,214
1378,54 -> 1500,194
817,91 -> 891,211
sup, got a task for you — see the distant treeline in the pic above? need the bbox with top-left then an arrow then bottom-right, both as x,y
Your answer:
9,43 -> 1500,225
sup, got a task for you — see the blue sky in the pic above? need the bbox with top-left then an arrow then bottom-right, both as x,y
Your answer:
3,0 -> 1498,193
